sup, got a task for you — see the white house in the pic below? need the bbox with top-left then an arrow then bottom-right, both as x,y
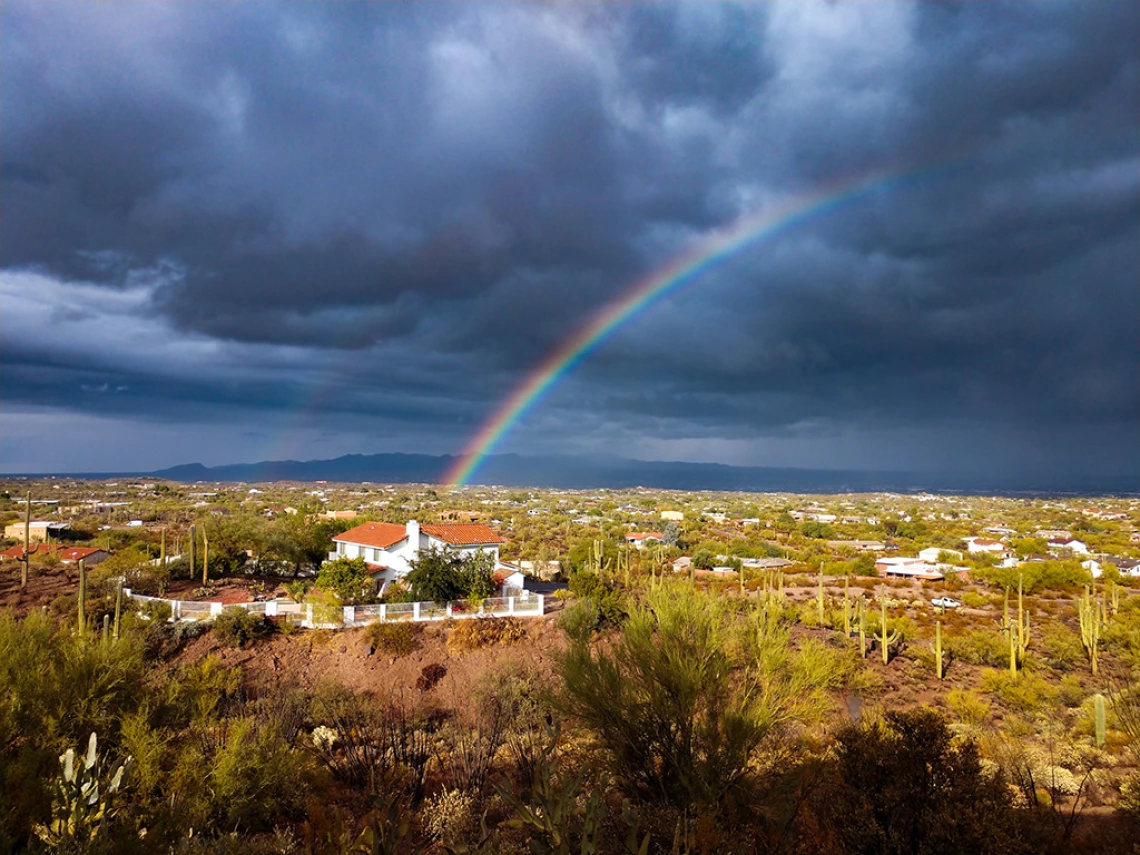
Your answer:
330,520 -> 510,591
919,547 -> 962,564
1048,538 -> 1089,556
966,537 -> 1006,555
875,556 -> 944,580
625,531 -> 664,549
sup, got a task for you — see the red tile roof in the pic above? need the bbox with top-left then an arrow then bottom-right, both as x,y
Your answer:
626,532 -> 664,540
0,543 -> 64,560
59,547 -> 108,562
420,523 -> 505,546
333,522 -> 409,549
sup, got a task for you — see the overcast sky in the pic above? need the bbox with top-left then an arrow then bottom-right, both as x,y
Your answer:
2,1 -> 1138,483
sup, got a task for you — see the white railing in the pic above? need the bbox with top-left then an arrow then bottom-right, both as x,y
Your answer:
122,588 -> 544,629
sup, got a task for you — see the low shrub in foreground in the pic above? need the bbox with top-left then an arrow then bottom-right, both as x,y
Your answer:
213,607 -> 275,648
446,617 -> 527,653
369,620 -> 422,656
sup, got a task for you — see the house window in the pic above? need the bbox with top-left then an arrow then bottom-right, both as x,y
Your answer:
372,548 -> 380,562
338,543 -> 345,555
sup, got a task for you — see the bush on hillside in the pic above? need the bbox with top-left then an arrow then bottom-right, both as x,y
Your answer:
213,607 -> 275,648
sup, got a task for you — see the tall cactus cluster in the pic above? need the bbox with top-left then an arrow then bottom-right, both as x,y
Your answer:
999,574 -> 1031,678
877,589 -> 900,665
1094,693 -> 1107,748
34,733 -> 132,850
1078,586 -> 1102,675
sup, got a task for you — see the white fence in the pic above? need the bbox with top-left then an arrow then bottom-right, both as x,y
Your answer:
123,588 -> 544,630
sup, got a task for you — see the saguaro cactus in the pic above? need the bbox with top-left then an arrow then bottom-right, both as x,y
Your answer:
931,620 -> 944,679
189,524 -> 198,579
202,529 -> 210,586
878,590 -> 901,665
160,528 -> 166,566
113,581 -> 122,642
1079,586 -> 1101,675
816,566 -> 826,625
1094,693 -> 1107,748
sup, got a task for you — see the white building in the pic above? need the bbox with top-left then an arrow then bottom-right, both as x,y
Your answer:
1048,538 -> 1089,555
875,556 -> 944,580
966,537 -> 1006,554
331,520 -> 509,591
625,532 -> 664,549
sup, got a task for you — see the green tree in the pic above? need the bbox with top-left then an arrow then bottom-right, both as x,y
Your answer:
403,547 -> 496,603
315,557 -> 374,604
818,709 -> 1022,855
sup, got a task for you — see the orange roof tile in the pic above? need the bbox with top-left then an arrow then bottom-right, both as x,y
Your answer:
59,547 -> 108,562
333,522 -> 408,549
420,523 -> 505,546
0,543 -> 64,560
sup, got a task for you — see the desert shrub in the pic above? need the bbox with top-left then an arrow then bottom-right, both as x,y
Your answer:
421,789 -> 476,842
369,621 -> 422,656
980,669 -> 1057,713
945,688 -> 991,725
1057,674 -> 1085,708
417,663 -> 447,692
814,709 -> 1021,855
1041,624 -> 1085,670
558,582 -> 839,809
947,629 -> 1008,667
1119,772 -> 1140,821
309,687 -> 432,798
552,588 -> 573,601
174,716 -> 315,834
567,569 -> 627,624
558,599 -> 601,643
961,591 -> 991,609
213,607 -> 275,648
446,617 -> 526,653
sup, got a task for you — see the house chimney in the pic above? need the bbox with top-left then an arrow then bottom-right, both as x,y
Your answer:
406,519 -> 420,545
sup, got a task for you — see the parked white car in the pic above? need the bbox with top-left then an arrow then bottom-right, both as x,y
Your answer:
931,596 -> 962,609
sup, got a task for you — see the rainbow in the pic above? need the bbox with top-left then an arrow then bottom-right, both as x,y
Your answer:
443,165 -> 945,487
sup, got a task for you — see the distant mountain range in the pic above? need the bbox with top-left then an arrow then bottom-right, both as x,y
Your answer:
132,452 -> 1134,495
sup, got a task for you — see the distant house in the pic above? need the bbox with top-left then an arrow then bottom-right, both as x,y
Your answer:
875,556 -> 944,580
660,510 -> 684,522
625,532 -> 664,549
966,537 -> 1006,555
0,543 -> 65,561
1036,529 -> 1072,541
1114,558 -> 1140,578
1048,538 -> 1089,556
3,521 -> 69,543
919,547 -> 962,564
740,557 -> 795,570
1081,559 -> 1102,579
58,547 -> 111,566
330,520 -> 511,592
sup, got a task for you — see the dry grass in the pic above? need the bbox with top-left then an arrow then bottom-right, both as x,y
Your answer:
446,617 -> 527,653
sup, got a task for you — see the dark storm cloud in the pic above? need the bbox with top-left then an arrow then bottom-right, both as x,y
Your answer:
1,1 -> 1137,477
